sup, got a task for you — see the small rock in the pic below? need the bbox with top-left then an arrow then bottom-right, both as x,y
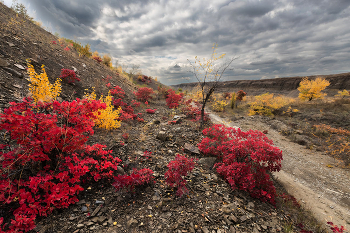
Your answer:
247,202 -> 255,209
7,42 -> 15,47
198,157 -> 217,169
86,222 -> 94,227
152,120 -> 160,124
127,218 -> 138,228
107,216 -> 113,225
228,215 -> 237,223
69,216 -> 78,221
82,63 -> 86,68
91,217 -> 99,223
91,204 -> 103,217
14,64 -> 25,70
95,200 -> 104,204
229,225 -> 236,233
81,206 -> 88,212
72,66 -> 77,72
156,131 -> 168,141
77,199 -> 86,205
76,224 -> 84,229
184,143 -> 200,155
240,215 -> 248,222
0,58 -> 9,67
97,216 -> 106,224
202,227 -> 209,233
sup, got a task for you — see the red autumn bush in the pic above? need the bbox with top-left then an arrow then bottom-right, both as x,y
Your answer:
112,168 -> 154,192
198,124 -> 282,205
164,154 -> 196,197
131,100 -> 141,108
92,56 -> 102,63
181,99 -> 209,122
146,109 -> 157,114
0,98 -> 117,231
0,97 -> 152,232
134,87 -> 154,102
236,90 -> 247,101
165,89 -> 183,109
59,69 -> 80,83
110,85 -> 125,99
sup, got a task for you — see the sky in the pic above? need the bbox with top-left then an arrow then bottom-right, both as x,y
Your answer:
3,0 -> 350,85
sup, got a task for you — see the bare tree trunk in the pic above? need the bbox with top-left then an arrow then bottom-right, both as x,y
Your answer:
200,87 -> 215,129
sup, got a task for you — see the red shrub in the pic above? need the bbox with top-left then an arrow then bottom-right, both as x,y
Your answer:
59,69 -> 80,83
134,87 -> 154,102
198,124 -> 282,205
0,98 -> 124,231
327,222 -> 346,233
146,109 -> 156,114
118,109 -> 133,122
131,100 -> 141,108
122,133 -> 129,141
110,85 -> 125,99
166,89 -> 183,109
92,56 -> 102,63
236,90 -> 247,101
181,99 -> 209,122
164,154 -> 196,197
142,151 -> 152,160
222,92 -> 231,99
112,98 -> 127,109
137,117 -> 144,122
113,168 -> 154,192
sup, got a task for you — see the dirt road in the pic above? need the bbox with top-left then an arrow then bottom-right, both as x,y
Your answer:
208,112 -> 350,230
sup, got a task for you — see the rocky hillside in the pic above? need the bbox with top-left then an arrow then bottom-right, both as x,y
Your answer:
173,73 -> 350,96
0,3 -> 136,111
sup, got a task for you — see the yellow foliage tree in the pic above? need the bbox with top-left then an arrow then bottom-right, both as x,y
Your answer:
84,89 -> 121,130
27,60 -> 61,103
298,77 -> 330,101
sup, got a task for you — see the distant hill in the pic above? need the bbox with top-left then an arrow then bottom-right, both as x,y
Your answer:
172,73 -> 350,97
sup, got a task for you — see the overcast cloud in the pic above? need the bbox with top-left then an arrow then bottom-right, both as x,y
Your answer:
4,0 -> 350,85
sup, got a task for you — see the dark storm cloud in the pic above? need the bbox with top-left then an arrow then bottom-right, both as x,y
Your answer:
19,0 -> 350,85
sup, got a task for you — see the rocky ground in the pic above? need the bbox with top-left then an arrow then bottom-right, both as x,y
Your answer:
30,101 -> 303,233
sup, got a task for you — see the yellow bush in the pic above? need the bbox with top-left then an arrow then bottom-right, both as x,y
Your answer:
95,92 -> 121,130
249,93 -> 294,116
78,43 -> 92,57
84,89 -> 121,130
189,84 -> 203,102
335,90 -> 349,98
102,54 -> 112,67
27,60 -> 61,103
298,77 -> 330,101
212,97 -> 228,112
